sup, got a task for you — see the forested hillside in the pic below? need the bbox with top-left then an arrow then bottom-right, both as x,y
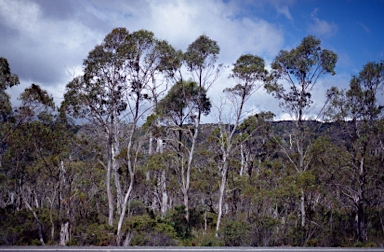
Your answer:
0,28 -> 383,247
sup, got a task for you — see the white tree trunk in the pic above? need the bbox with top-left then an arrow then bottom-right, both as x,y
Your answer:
301,189 -> 305,227
59,221 -> 70,246
216,160 -> 228,232
22,195 -> 45,246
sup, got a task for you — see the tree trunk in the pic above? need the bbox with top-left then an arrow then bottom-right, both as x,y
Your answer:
160,170 -> 168,217
116,173 -> 134,245
49,186 -> 57,243
122,232 -> 132,246
240,143 -> 245,176
116,125 -> 136,245
59,221 -> 70,246
357,156 -> 367,242
107,146 -> 114,226
379,207 -> 384,236
157,138 -> 168,216
22,195 -> 45,246
113,128 -> 123,215
216,160 -> 229,233
301,189 -> 305,227
184,123 -> 199,221
357,202 -> 367,242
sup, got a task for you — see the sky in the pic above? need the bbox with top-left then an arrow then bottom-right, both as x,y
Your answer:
1,0 -> 384,122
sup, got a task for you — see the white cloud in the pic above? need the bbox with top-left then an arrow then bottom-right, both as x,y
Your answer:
275,5 -> 293,20
357,22 -> 370,34
1,0 -> 286,119
308,8 -> 338,37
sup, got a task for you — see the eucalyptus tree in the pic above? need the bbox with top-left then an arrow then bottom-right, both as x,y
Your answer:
115,30 -> 180,245
3,84 -> 55,246
63,28 -> 131,226
0,57 -> 20,168
325,61 -> 384,242
181,35 -> 223,221
63,28 -> 179,235
154,80 -> 211,216
214,54 -> 267,231
265,35 -> 337,227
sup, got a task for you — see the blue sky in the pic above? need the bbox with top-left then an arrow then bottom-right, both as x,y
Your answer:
0,0 -> 383,121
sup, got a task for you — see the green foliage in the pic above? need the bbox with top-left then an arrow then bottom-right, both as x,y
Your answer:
0,208 -> 50,245
265,35 -> 337,115
74,222 -> 115,246
191,231 -> 223,246
184,35 -> 220,71
0,57 -> 20,91
222,220 -> 250,246
1,31 -> 384,248
156,80 -> 211,125
165,206 -> 191,240
226,54 -> 267,97
123,214 -> 177,246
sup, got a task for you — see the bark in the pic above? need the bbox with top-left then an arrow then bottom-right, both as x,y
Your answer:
357,156 -> 367,242
122,232 -> 132,246
379,207 -> 384,236
160,169 -> 168,217
59,221 -> 70,246
240,142 -> 245,176
157,138 -> 168,216
216,160 -> 229,232
107,143 -> 114,226
116,165 -> 134,245
184,123 -> 198,221
116,123 -> 137,245
22,195 -> 45,246
357,202 -> 367,242
49,185 -> 58,243
215,86 -> 247,232
300,189 -> 306,227
113,138 -> 123,215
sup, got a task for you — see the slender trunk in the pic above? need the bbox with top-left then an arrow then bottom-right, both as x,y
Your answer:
157,138 -> 168,216
22,195 -> 45,246
357,156 -> 367,242
149,130 -> 153,155
184,122 -> 199,221
204,211 -> 207,231
216,159 -> 229,233
240,142 -> 245,176
107,144 -> 114,226
145,130 -> 152,206
300,189 -> 305,227
161,169 -> 168,217
49,186 -> 57,243
116,122 -> 137,245
113,139 -> 122,215
379,207 -> 384,236
298,85 -> 306,228
116,161 -> 135,245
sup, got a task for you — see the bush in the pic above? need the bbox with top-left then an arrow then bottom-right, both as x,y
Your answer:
165,206 -> 191,240
222,220 -> 250,246
192,231 -> 223,246
123,214 -> 177,246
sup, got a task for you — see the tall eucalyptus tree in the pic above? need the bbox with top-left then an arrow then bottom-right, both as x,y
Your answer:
214,54 -> 267,232
181,35 -> 223,221
63,27 -> 180,244
0,57 -> 19,168
325,61 -> 384,242
63,28 -> 131,226
265,35 -> 337,227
